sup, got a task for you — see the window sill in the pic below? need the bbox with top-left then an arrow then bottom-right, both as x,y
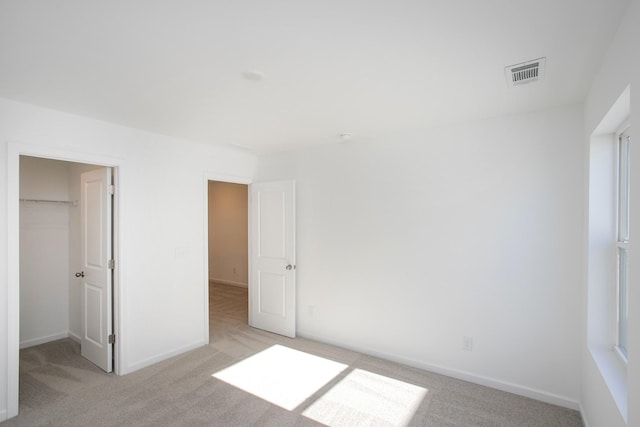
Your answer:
590,346 -> 628,423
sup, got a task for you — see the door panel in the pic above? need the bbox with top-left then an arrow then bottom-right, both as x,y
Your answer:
80,167 -> 113,372
85,179 -> 104,267
258,190 -> 286,257
250,180 -> 296,338
258,272 -> 286,316
84,284 -> 103,345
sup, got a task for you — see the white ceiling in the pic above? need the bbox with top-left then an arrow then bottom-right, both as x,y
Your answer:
0,0 -> 629,153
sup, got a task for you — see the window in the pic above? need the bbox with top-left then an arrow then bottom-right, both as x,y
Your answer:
616,127 -> 630,360
586,87 -> 630,419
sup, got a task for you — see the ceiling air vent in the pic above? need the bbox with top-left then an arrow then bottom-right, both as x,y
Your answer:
505,57 -> 546,86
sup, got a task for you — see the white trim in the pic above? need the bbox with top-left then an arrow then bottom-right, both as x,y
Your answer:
202,171 -> 252,345
593,86 -> 630,136
7,144 -> 20,419
6,141 -> 126,419
613,345 -> 628,365
0,409 -> 7,422
68,331 -> 81,343
20,332 -> 69,349
209,277 -> 248,288
615,120 -> 630,138
111,166 -> 123,375
590,347 -> 628,422
298,331 -> 580,410
203,172 -> 252,186
579,402 -> 590,427
126,339 -> 207,372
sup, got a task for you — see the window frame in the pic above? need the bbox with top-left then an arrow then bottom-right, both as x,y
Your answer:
615,124 -> 630,362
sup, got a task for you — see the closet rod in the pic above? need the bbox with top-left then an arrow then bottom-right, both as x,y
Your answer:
19,198 -> 77,206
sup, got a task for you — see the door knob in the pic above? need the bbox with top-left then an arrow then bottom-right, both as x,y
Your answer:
286,264 -> 295,271
75,271 -> 85,278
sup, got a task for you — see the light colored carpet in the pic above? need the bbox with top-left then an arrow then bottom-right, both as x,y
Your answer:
2,282 -> 583,426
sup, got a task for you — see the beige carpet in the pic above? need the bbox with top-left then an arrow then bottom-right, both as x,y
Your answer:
2,282 -> 583,426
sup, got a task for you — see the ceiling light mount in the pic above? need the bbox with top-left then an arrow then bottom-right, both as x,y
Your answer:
339,133 -> 353,142
242,70 -> 265,82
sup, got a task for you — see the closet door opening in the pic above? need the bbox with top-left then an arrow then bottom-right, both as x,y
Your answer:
17,156 -> 116,412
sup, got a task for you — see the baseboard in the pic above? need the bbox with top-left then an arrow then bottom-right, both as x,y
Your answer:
123,339 -> 207,375
298,331 -> 580,411
68,331 -> 81,343
19,331 -> 69,349
578,402 -> 589,427
209,277 -> 248,288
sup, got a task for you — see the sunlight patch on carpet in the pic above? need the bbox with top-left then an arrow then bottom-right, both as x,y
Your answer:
212,345 -> 348,410
302,368 -> 428,426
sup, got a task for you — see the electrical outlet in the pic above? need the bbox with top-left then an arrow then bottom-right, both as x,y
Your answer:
463,336 -> 473,351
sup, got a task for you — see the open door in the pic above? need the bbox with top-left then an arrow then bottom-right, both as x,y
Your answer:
79,167 -> 113,372
249,180 -> 296,338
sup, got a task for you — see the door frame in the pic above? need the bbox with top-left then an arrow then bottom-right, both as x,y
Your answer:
6,142 -> 124,418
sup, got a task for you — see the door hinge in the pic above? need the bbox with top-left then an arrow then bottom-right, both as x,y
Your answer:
108,184 -> 115,195
108,259 -> 115,270
108,334 -> 115,344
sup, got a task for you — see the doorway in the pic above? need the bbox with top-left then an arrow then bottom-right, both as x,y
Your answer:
7,144 -> 122,418
207,180 -> 249,339
202,175 -> 296,343
19,157 -> 113,353
18,157 -> 115,407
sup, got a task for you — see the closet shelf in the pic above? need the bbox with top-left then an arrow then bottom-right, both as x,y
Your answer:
20,198 -> 77,206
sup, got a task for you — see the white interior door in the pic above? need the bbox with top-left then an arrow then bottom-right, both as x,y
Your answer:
250,180 -> 296,338
80,167 -> 113,372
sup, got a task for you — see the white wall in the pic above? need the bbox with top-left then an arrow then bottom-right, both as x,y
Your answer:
257,104 -> 584,407
0,97 -> 257,419
208,181 -> 248,287
582,0 -> 639,425
19,156 -> 71,348
1,4 -> 636,422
